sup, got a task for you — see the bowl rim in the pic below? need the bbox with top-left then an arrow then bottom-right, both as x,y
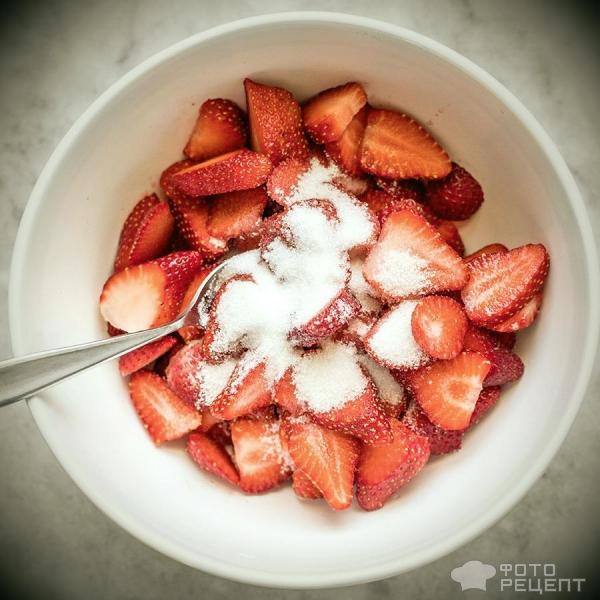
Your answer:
8,11 -> 600,589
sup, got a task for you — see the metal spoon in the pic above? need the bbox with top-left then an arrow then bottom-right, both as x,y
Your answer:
0,256 -> 235,407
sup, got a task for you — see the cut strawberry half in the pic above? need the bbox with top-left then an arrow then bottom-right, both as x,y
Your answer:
231,417 -> 291,493
187,431 -> 240,486
210,361 -> 273,420
411,295 -> 468,360
153,338 -> 185,378
114,194 -> 175,272
462,325 -> 524,387
285,419 -> 360,511
488,292 -> 543,333
356,418 -> 430,511
207,187 -> 267,241
424,163 -> 484,220
184,98 -> 247,161
359,190 -> 438,227
363,210 -> 468,302
402,401 -> 463,455
303,82 -> 367,144
100,251 -> 205,332
165,340 -> 205,406
374,177 -> 425,202
244,78 -> 308,165
462,243 -> 549,325
292,469 -> 322,499
118,335 -> 179,377
436,220 -> 465,256
177,266 -> 213,340
407,351 -> 491,430
128,371 -> 202,445
469,386 -> 502,427
464,243 -> 508,264
266,158 -> 309,205
360,108 -> 451,179
324,105 -> 368,176
170,149 -> 272,197
273,368 -> 306,417
159,159 -> 196,201
336,315 -> 377,349
289,287 -> 360,347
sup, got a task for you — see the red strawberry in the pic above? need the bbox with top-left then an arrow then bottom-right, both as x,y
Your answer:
303,82 -> 367,144
198,406 -> 222,433
114,194 -> 175,272
335,315 -> 376,349
462,325 -> 524,386
159,159 -> 196,201
210,361 -> 273,420
107,323 -> 124,337
411,295 -> 468,360
265,158 -> 308,205
232,230 -> 263,252
374,177 -> 425,202
289,288 -> 360,347
493,330 -> 517,350
462,244 -> 549,325
207,187 -> 267,241
464,243 -> 507,264
469,386 -> 502,427
128,371 -> 202,445
360,108 -> 451,179
363,210 -> 468,302
187,431 -> 239,486
100,251 -> 205,332
184,98 -> 247,161
292,469 -> 322,499
489,292 -> 543,333
356,418 -> 430,511
273,368 -> 306,417
165,340 -> 205,406
170,149 -> 272,197
436,220 -> 465,256
359,190 -> 438,226
231,417 -> 291,493
324,105 -> 368,176
244,78 -> 308,165
177,266 -> 213,341
168,195 -> 228,257
424,163 -> 484,220
285,419 -> 360,511
153,338 -> 185,377
402,400 -> 463,455
118,335 -> 179,377
408,351 -> 491,430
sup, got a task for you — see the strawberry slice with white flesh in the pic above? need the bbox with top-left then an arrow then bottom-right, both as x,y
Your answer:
488,292 -> 543,333
356,418 -> 430,511
363,210 -> 468,303
407,351 -> 491,430
128,371 -> 202,445
207,187 -> 267,241
100,251 -> 205,332
285,419 -> 360,511
324,105 -> 368,176
187,431 -> 240,486
118,334 -> 179,377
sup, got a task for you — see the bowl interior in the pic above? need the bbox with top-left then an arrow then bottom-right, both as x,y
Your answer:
10,15 -> 597,587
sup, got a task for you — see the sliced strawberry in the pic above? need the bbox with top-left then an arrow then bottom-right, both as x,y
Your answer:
187,431 -> 239,486
292,469 -> 322,499
469,386 -> 502,427
198,406 -> 222,433
107,323 -> 124,337
114,194 -> 175,272
324,104 -> 367,176
336,314 -> 377,349
360,190 -> 438,227
303,82 -> 367,144
118,335 -> 179,377
360,108 -> 451,179
233,230 -> 263,252
407,351 -> 491,430
464,243 -> 508,264
244,78 -> 308,165
462,325 -> 524,387
363,210 -> 468,302
493,330 -> 517,350
168,195 -> 228,257
170,149 -> 272,197
210,361 -> 273,420
128,371 -> 202,445
165,340 -> 205,405
356,418 -> 430,511
462,244 -> 550,325
436,220 -> 465,256
374,177 -> 425,202
424,163 -> 484,220
100,251 -> 205,332
489,292 -> 543,333
184,98 -> 247,161
207,187 -> 267,241
231,417 -> 290,493
176,266 -> 213,341
402,400 -> 463,455
286,420 -> 360,511
159,159 -> 196,201
273,368 -> 306,416
153,338 -> 185,377
311,379 -> 392,446
265,158 -> 308,205
411,295 -> 468,360
289,288 -> 360,347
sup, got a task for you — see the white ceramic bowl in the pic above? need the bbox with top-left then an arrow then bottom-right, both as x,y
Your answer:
9,12 -> 599,588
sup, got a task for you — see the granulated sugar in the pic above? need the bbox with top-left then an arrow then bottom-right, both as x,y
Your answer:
369,249 -> 432,298
349,258 -> 382,315
357,353 -> 405,407
194,358 -> 237,409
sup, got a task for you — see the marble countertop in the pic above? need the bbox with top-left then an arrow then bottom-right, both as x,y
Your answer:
0,1 -> 598,598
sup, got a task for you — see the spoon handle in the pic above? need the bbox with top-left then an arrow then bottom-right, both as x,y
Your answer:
0,323 -> 177,407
